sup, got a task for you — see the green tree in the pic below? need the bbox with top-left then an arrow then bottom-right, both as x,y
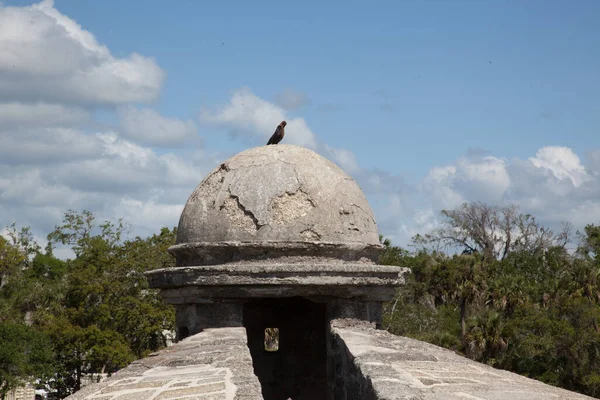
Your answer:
42,316 -> 134,397
379,234 -> 408,266
577,224 -> 600,261
0,322 -> 53,400
41,210 -> 175,396
464,309 -> 508,363
0,236 -> 26,291
3,223 -> 41,261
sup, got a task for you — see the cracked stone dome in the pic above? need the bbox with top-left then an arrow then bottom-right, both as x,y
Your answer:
171,144 -> 382,266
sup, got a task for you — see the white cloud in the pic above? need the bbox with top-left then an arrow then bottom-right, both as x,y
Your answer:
0,128 -> 214,255
0,127 -> 102,165
586,150 -> 600,177
421,165 -> 464,210
274,88 -> 310,111
118,106 -> 199,147
412,147 -> 600,248
420,155 -> 511,212
0,168 -> 85,208
40,132 -> 204,194
529,146 -> 589,187
0,0 -> 164,104
0,1 -> 210,257
199,87 -> 318,149
113,197 -> 184,237
0,102 -> 89,128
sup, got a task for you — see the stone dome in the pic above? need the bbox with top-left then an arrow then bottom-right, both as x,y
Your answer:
171,144 -> 382,266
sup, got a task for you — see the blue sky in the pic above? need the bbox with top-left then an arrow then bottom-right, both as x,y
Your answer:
0,0 -> 599,255
56,0 -> 600,173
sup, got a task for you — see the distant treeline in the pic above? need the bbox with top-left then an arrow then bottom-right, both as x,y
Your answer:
1,203 -> 600,399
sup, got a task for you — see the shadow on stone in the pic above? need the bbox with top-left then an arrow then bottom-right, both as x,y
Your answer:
328,324 -> 378,400
244,297 -> 327,400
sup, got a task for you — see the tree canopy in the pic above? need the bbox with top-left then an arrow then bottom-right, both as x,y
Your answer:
384,202 -> 600,398
0,210 -> 176,398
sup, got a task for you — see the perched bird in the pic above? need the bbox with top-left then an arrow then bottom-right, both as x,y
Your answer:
267,121 -> 287,145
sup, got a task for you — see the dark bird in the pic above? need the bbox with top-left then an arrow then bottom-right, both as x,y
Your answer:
267,121 -> 287,145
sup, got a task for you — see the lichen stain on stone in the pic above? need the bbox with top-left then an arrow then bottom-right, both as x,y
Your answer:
270,189 -> 315,225
221,195 -> 261,233
301,229 -> 321,241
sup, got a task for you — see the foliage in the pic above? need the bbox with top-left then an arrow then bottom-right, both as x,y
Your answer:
3,202 -> 600,399
0,210 -> 176,398
0,236 -> 26,290
0,322 -> 53,400
383,201 -> 600,399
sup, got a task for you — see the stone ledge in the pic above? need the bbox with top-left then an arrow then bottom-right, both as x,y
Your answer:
145,264 -> 407,303
146,264 -> 407,287
168,241 -> 385,266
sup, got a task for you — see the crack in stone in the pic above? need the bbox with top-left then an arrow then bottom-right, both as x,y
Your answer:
234,195 -> 262,230
297,188 -> 316,208
221,193 -> 264,231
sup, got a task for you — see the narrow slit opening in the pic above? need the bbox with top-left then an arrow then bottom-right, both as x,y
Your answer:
264,327 -> 279,352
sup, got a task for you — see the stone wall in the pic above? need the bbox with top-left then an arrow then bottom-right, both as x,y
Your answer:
330,319 -> 594,400
327,324 -> 377,400
64,327 -> 262,400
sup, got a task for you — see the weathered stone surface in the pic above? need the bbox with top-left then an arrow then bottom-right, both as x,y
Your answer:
173,144 -> 381,265
330,319 -> 594,400
65,328 -> 262,400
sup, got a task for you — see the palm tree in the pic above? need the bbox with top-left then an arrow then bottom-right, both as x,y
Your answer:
465,310 -> 508,362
